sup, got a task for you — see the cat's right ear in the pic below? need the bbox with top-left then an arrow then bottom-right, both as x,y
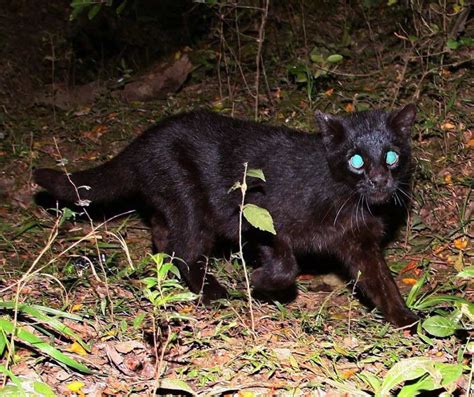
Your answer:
315,111 -> 345,147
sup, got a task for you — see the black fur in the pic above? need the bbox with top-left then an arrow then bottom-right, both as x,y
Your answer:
34,105 -> 418,327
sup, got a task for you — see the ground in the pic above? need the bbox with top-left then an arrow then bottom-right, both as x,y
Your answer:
0,2 -> 473,396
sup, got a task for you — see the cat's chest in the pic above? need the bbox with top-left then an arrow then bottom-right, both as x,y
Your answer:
285,210 -> 384,253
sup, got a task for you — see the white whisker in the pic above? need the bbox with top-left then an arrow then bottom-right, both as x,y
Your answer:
333,193 -> 355,226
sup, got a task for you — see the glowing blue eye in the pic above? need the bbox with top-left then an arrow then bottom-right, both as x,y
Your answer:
349,154 -> 364,169
386,151 -> 399,166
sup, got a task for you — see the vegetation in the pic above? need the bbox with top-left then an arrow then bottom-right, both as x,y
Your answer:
0,0 -> 472,395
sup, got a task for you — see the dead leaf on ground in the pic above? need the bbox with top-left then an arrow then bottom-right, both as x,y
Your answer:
113,53 -> 192,102
115,340 -> 146,354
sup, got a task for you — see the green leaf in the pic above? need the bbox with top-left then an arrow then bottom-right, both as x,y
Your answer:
422,315 -> 458,337
436,362 -> 463,386
133,313 -> 146,329
247,168 -> 266,182
59,207 -> 76,226
0,364 -> 23,391
158,378 -> 196,396
169,264 -> 181,278
116,0 -> 127,14
457,266 -> 474,278
243,204 -> 276,235
413,294 -> 469,310
33,381 -> 56,397
158,262 -> 174,280
0,384 -> 27,396
378,357 -> 438,397
70,0 -> 94,20
416,323 -> 435,346
459,37 -> 474,46
87,4 -> 102,19
0,330 -> 6,356
327,54 -> 343,63
406,272 -> 428,307
358,371 -> 382,392
310,51 -> 325,64
295,72 -> 308,83
397,362 -> 463,396
460,302 -> 474,321
166,292 -> 198,303
447,39 -> 460,50
0,319 -> 92,374
0,302 -> 90,351
397,375 -> 436,397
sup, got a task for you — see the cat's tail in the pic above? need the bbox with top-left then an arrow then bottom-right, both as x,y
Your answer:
33,158 -> 136,205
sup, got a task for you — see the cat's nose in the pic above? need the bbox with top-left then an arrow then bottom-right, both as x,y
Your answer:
369,174 -> 388,188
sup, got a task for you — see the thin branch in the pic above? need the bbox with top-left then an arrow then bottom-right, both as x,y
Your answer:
254,0 -> 269,120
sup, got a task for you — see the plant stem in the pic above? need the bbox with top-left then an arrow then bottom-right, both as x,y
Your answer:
239,162 -> 255,332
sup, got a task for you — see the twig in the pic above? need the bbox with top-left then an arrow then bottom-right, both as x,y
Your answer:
3,211 -> 61,379
217,5 -> 224,101
0,210 -> 135,296
412,58 -> 472,100
361,3 -> 383,69
254,0 -> 269,120
391,55 -> 410,107
48,33 -> 56,123
260,54 -> 274,109
152,324 -> 173,397
52,137 -> 116,320
311,63 -> 380,77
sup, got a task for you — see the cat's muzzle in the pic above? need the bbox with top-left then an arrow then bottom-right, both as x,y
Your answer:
367,189 -> 393,204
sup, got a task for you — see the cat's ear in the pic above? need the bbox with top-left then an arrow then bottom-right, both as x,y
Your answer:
388,104 -> 416,137
315,111 -> 345,146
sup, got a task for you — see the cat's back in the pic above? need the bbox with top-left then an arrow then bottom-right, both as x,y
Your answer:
138,110 -> 317,147
124,111 -> 327,200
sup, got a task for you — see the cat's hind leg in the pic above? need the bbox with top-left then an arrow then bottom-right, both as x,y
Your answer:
169,236 -> 228,303
150,213 -> 169,253
157,214 -> 228,303
252,238 -> 299,291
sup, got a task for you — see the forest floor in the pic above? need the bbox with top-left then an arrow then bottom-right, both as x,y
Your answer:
0,3 -> 473,396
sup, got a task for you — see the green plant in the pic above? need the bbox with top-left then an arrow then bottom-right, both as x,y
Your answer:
358,357 -> 464,396
0,364 -> 56,397
288,47 -> 344,102
70,0 -> 128,20
0,301 -> 92,395
141,253 -> 198,395
405,270 -> 473,339
142,253 -> 197,318
229,164 -> 276,330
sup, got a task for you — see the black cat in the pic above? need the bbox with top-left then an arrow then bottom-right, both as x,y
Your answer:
34,104 -> 419,328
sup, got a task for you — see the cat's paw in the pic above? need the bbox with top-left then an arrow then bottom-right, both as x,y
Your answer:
389,308 -> 420,331
251,267 -> 296,291
200,275 -> 228,304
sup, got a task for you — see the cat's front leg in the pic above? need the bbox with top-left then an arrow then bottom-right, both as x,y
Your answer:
338,243 -> 419,328
252,238 -> 299,291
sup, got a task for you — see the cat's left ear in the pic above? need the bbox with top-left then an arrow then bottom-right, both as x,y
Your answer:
388,104 -> 416,138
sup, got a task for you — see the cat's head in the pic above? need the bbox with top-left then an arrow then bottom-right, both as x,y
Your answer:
315,104 -> 416,205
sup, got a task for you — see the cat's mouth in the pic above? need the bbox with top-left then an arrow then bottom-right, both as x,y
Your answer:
367,190 -> 393,204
